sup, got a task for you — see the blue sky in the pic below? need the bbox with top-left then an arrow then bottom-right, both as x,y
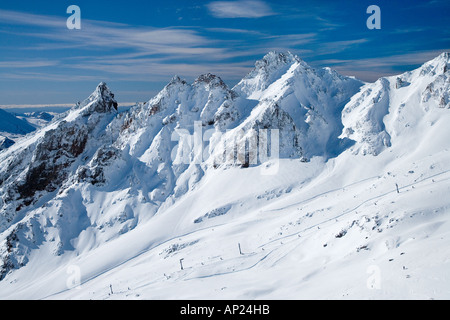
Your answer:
0,0 -> 449,105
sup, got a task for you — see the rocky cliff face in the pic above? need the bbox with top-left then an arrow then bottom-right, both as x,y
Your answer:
0,83 -> 119,279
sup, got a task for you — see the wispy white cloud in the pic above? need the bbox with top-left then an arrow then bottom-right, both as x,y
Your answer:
318,39 -> 369,55
0,9 -> 226,58
0,71 -> 102,82
10,26 -> 222,57
318,50 -> 449,69
207,0 -> 276,18
0,8 -> 325,83
7,7 -> 444,87
205,27 -> 266,36
0,60 -> 59,68
263,33 -> 317,47
313,49 -> 450,82
390,27 -> 431,34
66,58 -> 254,81
0,9 -> 64,28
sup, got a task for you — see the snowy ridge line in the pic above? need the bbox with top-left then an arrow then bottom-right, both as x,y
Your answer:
256,168 -> 450,249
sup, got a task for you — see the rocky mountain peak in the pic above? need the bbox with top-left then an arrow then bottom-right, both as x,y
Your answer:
256,51 -> 301,69
168,75 -> 187,86
194,73 -> 228,90
419,52 -> 450,76
233,51 -> 305,99
76,82 -> 118,115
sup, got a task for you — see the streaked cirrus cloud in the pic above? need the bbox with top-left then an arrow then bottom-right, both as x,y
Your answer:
207,0 -> 276,18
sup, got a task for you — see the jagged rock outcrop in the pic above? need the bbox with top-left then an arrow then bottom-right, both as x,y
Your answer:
75,82 -> 118,115
233,51 -> 302,99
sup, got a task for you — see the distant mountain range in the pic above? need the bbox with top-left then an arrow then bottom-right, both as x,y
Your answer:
0,108 -> 36,135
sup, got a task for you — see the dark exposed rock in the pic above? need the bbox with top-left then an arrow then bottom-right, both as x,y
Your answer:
76,146 -> 119,185
16,123 -> 88,202
195,73 -> 227,89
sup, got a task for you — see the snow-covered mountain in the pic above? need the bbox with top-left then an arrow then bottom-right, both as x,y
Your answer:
341,52 -> 450,156
232,51 -> 363,159
0,136 -> 15,152
0,52 -> 449,300
0,108 -> 36,150
0,108 -> 36,136
15,111 -> 55,130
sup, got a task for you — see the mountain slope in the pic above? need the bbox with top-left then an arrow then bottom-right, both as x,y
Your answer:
0,82 -> 119,278
0,108 -> 36,136
341,52 -> 450,156
0,136 -> 15,151
0,108 -> 37,150
0,53 -> 449,299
